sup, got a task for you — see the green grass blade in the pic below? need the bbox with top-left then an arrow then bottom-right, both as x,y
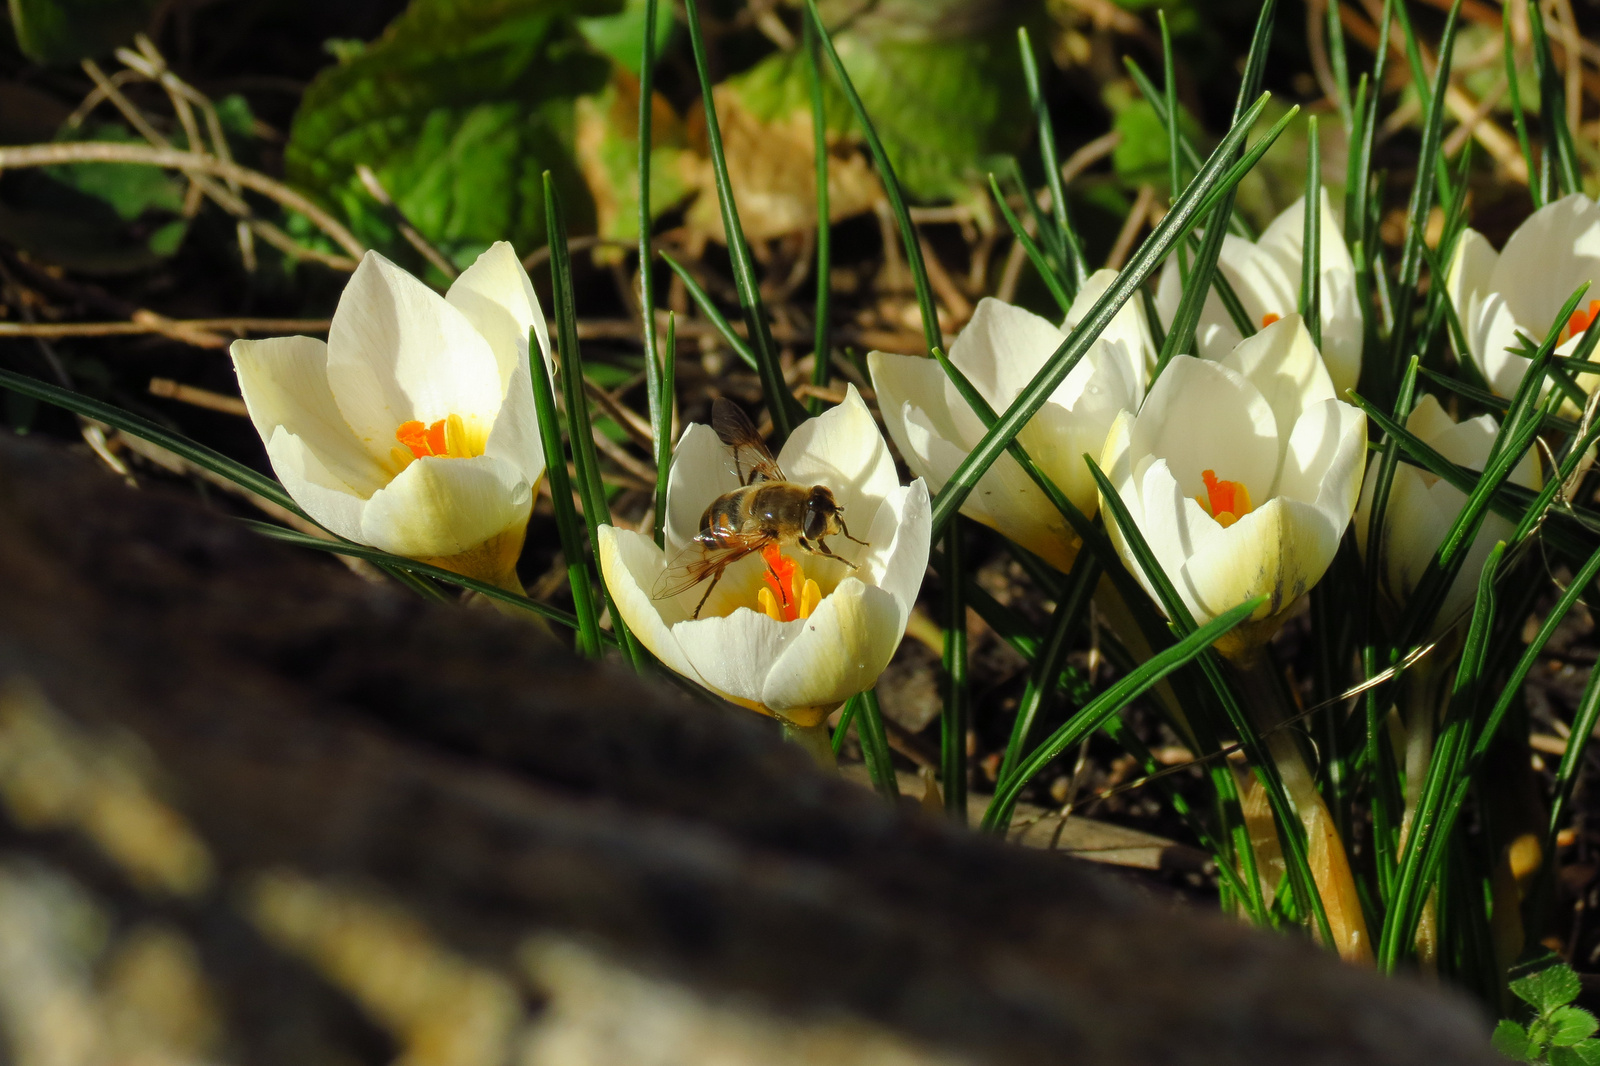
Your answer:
805,13 -> 833,417
1300,115 -> 1322,350
1385,0 -> 1462,392
684,0 -> 806,438
928,90 -> 1277,540
989,173 -> 1072,314
637,0 -> 668,547
1161,11 -> 1181,203
1504,12 -> 1540,208
1123,57 -> 1252,238
940,525 -> 970,821
1527,0 -> 1581,196
1020,25 -> 1086,293
654,312 -> 676,546
1326,0 -> 1353,130
526,319 -> 605,658
0,366 -> 302,516
659,252 -> 759,371
982,595 -> 1266,832
996,549 -> 1100,786
803,0 -> 940,356
854,688 -> 898,801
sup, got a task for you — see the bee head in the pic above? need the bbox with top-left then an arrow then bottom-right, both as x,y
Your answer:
803,485 -> 842,542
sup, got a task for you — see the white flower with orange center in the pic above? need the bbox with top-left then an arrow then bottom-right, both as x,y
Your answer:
1099,314 -> 1367,658
1155,191 -> 1361,396
598,387 -> 931,728
1355,394 -> 1541,631
867,269 -> 1150,573
1447,192 -> 1600,401
230,244 -> 549,590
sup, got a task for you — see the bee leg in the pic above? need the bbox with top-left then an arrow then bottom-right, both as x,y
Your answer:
764,559 -> 791,606
691,568 -> 724,620
811,538 -> 860,571
837,514 -> 870,547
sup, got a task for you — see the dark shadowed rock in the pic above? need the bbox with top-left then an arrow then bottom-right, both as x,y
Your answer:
0,434 -> 1499,1066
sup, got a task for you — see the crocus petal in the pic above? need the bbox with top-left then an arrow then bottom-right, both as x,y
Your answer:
481,353 -> 546,487
1131,456 -> 1230,620
761,578 -> 904,714
868,348 -> 978,486
1182,495 -> 1338,626
446,241 -> 552,392
1129,355 -> 1280,504
778,385 -> 898,525
231,335 -> 389,496
950,297 -> 1066,405
1488,193 -> 1600,337
359,453 -> 530,559
1219,313 -> 1336,447
597,525 -> 707,688
1447,228 -> 1498,375
1277,398 -> 1368,530
674,608 -> 796,708
1064,268 -> 1153,390
1471,292 -> 1532,399
325,251 -> 506,451
861,479 -> 932,622
262,427 -> 367,542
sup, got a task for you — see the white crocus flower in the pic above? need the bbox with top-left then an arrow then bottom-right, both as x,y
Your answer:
231,244 -> 549,591
1355,394 -> 1541,631
867,269 -> 1150,572
1100,314 -> 1366,658
1447,192 -> 1600,401
1155,191 -> 1361,396
598,387 -> 931,728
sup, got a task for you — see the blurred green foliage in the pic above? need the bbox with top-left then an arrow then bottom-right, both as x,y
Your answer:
7,0 -> 157,64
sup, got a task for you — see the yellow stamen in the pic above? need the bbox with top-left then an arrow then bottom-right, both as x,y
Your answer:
759,545 -> 822,622
395,413 -> 487,461
1261,312 -> 1281,328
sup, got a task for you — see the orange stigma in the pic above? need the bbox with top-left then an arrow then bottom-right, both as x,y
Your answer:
758,544 -> 821,623
1564,299 -> 1600,344
1196,469 -> 1254,529
397,419 -> 449,459
1261,312 -> 1281,328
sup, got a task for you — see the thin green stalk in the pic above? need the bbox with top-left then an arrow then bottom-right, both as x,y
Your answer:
989,173 -> 1073,315
804,0 -> 939,355
659,251 -> 759,370
854,688 -> 898,801
1161,11 -> 1181,204
526,322 -> 604,658
683,0 -> 805,439
637,0 -> 666,546
995,549 -> 1100,787
1019,24 -> 1085,292
940,524 -> 969,821
982,596 -> 1266,832
545,173 -> 643,668
1326,0 -> 1352,131
653,312 -> 675,545
1504,12 -> 1540,209
1527,659 -> 1600,939
1527,0 -> 1581,196
1386,0 -> 1462,391
1300,115 -> 1322,350
805,14 -> 832,417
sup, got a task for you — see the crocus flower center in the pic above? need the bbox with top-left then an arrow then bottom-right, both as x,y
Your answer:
757,543 -> 822,622
1195,469 -> 1254,529
1561,299 -> 1600,344
1261,313 -> 1281,328
394,414 -> 487,466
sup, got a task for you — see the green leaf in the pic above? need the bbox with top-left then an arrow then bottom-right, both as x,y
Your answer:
1492,1020 -> 1536,1063
573,66 -> 697,242
47,125 -> 185,222
285,0 -> 614,268
576,0 -> 672,75
1512,961 -> 1583,1014
8,0 -> 157,63
1552,1043 -> 1600,1066
1550,1007 -> 1600,1048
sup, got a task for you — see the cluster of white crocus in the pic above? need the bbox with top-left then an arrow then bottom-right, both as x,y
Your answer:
868,268 -> 1151,572
1156,191 -> 1361,396
1355,395 -> 1541,631
1447,192 -> 1600,401
1100,314 -> 1367,658
231,244 -> 550,591
598,388 -> 931,728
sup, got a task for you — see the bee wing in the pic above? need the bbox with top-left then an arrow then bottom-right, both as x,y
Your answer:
651,534 -> 770,601
711,398 -> 785,485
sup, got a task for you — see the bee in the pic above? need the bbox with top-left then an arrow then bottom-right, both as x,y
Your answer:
653,399 -> 868,619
